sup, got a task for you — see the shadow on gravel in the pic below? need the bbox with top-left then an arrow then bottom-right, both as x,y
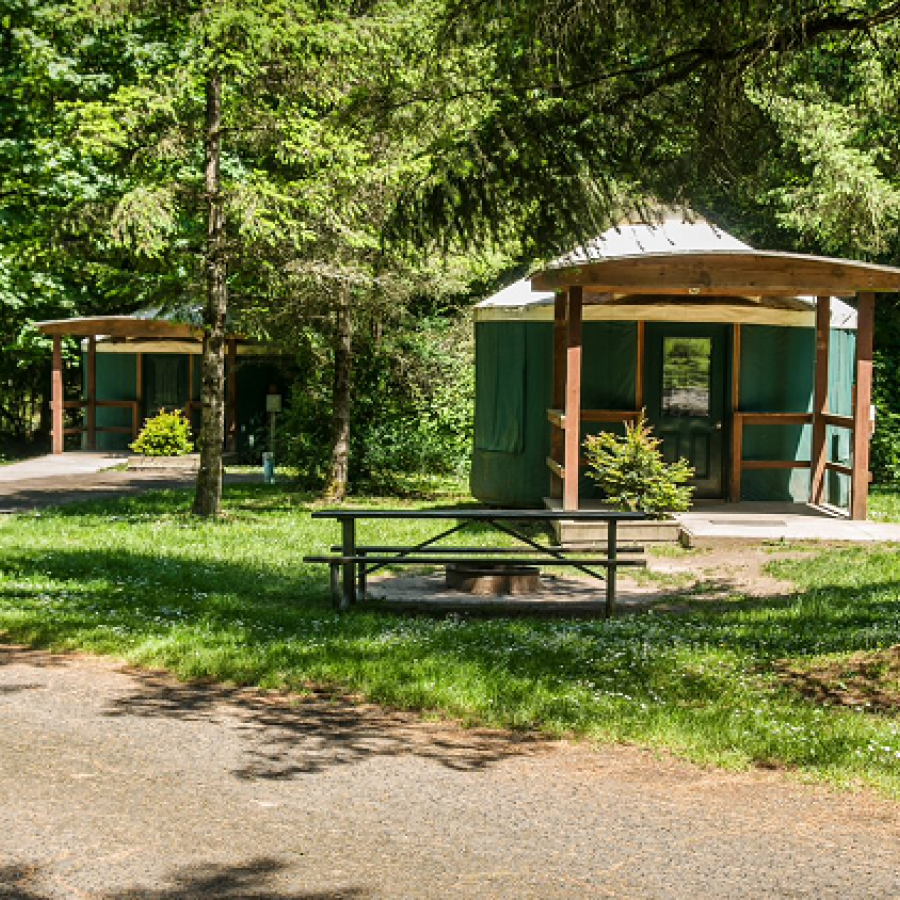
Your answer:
106,667 -> 548,780
0,475 -> 196,514
0,645 -> 69,670
0,860 -> 368,899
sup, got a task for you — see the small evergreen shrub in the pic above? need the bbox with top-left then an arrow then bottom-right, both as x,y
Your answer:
130,409 -> 194,457
583,414 -> 694,519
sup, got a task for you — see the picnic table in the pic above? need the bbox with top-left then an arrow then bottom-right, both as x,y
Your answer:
304,508 -> 647,617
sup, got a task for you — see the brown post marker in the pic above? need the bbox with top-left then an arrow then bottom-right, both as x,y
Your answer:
810,296 -> 831,505
51,335 -> 64,455
226,338 -> 237,452
563,286 -> 583,510
550,291 -> 567,498
851,292 -> 875,520
87,336 -> 97,451
729,325 -> 742,502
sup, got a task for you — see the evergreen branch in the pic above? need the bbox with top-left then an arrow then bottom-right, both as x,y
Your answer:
373,1 -> 900,114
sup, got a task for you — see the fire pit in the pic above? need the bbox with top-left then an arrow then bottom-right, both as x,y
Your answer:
445,562 -> 541,596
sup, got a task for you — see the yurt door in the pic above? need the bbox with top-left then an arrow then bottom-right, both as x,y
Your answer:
645,323 -> 727,498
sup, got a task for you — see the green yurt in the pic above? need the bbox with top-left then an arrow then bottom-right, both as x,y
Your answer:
38,310 -> 287,459
470,215 -> 899,519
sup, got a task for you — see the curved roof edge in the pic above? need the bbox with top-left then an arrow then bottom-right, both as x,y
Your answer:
476,277 -> 857,330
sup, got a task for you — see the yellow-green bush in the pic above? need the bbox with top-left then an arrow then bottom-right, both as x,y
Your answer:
130,409 -> 194,457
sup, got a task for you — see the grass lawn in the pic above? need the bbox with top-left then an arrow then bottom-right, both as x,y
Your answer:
1,483 -> 899,796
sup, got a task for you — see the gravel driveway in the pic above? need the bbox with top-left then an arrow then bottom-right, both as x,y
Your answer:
2,644 -> 900,900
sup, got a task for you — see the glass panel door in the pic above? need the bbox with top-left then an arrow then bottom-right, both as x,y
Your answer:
645,325 -> 727,498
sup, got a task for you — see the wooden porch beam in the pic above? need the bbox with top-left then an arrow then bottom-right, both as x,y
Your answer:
729,324 -> 742,502
563,286 -> 583,510
37,318 -> 203,339
550,291 -> 567,499
851,292 -> 875,520
51,335 -> 63,455
531,252 -> 900,296
810,296 -> 830,505
226,337 -> 238,452
134,352 -> 143,439
635,321 -> 645,410
87,336 -> 97,451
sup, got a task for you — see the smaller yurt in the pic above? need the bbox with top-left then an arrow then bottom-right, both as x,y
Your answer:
37,309 -> 287,458
471,214 -> 900,519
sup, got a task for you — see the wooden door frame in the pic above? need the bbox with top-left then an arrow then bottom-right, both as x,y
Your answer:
644,322 -> 730,499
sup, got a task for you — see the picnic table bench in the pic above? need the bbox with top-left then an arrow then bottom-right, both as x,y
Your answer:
303,508 -> 647,617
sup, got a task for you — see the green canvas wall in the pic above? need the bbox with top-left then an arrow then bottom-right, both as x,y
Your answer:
739,325 -> 814,502
83,351 -> 287,457
738,325 -> 854,504
87,353 -> 138,452
470,320 -> 637,507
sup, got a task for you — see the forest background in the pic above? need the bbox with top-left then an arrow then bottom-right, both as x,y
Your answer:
4,0 -> 900,505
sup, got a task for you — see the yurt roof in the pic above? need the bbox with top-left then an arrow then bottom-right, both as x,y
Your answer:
475,216 -> 880,329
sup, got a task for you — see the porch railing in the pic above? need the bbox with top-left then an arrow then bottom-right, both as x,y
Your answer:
731,410 -> 857,503
61,399 -> 141,446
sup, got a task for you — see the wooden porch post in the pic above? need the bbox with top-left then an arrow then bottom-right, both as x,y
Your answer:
87,336 -> 97,451
729,324 -> 742,502
851,292 -> 875,520
563,286 -> 583,510
635,321 -> 645,410
134,352 -> 143,439
51,335 -> 64,455
550,291 -> 567,499
226,338 -> 237,452
810,296 -> 831,505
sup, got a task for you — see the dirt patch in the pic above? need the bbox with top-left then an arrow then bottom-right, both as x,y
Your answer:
640,543 -> 804,600
775,645 -> 900,714
368,544 -> 806,616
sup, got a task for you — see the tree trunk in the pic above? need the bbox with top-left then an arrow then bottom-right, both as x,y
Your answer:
324,286 -> 352,502
193,70 -> 227,517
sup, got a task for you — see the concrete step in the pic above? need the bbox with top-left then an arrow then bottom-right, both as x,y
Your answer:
542,498 -> 681,546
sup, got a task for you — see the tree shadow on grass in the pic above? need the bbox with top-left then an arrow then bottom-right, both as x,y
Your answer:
0,544 -> 331,617
0,860 -> 368,900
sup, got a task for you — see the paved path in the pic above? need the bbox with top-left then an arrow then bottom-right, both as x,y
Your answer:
2,645 -> 900,900
0,453 -> 255,512
0,452 -> 127,483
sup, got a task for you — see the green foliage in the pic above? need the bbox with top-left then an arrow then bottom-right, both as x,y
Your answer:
583,415 -> 694,519
130,409 -> 194,457
871,350 -> 900,485
396,1 -> 900,253
277,314 -> 474,486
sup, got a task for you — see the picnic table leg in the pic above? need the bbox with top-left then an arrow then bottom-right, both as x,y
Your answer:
341,518 -> 357,609
357,550 -> 367,600
605,520 -> 617,619
329,563 -> 340,608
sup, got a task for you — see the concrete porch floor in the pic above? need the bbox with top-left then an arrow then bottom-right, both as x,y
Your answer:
546,498 -> 900,545
678,502 -> 900,545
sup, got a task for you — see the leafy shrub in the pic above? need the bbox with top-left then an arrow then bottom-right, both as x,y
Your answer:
130,409 -> 194,457
583,414 -> 694,519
